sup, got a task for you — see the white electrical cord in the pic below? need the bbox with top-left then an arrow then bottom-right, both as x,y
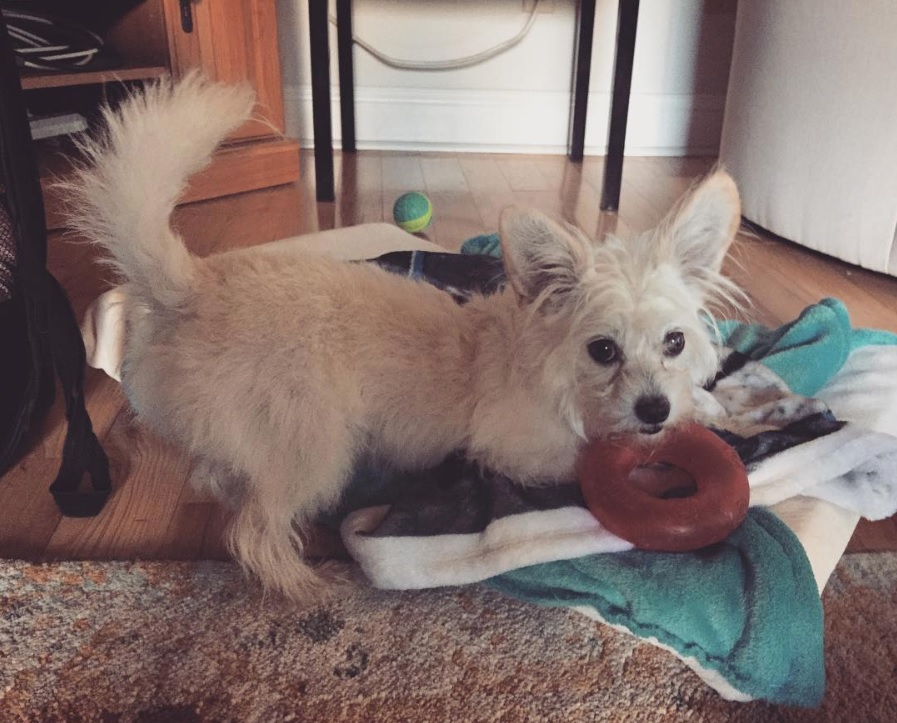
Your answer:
329,0 -> 542,71
2,8 -> 102,70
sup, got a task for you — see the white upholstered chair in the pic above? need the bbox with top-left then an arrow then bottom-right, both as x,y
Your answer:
720,0 -> 897,276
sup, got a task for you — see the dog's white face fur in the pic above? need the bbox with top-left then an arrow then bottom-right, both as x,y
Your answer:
497,172 -> 740,445
64,75 -> 742,602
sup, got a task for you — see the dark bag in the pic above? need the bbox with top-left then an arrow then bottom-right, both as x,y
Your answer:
0,15 -> 110,516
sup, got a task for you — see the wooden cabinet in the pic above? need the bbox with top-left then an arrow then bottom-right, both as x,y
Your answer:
20,0 -> 299,227
162,0 -> 286,141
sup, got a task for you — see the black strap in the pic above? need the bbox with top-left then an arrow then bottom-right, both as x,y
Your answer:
45,272 -> 111,516
1,14 -> 111,516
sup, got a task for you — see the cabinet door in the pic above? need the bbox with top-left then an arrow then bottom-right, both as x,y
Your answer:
163,0 -> 286,141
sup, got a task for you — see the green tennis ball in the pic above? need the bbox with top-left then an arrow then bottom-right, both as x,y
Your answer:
392,192 -> 433,233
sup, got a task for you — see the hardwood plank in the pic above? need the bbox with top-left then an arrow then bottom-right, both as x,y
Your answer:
596,210 -> 637,244
582,160 -> 664,235
136,460 -> 231,561
173,181 -> 308,256
728,234 -> 897,332
381,152 -> 426,193
420,154 -> 470,194
458,155 -> 516,232
498,156 -> 554,192
338,150 -> 385,228
299,151 -> 334,234
420,155 -> 484,250
425,190 -> 485,251
848,517 -> 897,553
157,500 -> 229,561
520,156 -> 605,236
624,156 -> 715,211
0,456 -> 63,559
44,415 -> 193,560
530,153 -> 590,189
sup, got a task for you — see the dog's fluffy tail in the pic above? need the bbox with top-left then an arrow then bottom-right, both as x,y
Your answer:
62,72 -> 256,308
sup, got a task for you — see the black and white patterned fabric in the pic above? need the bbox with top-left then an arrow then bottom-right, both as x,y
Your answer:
0,197 -> 15,302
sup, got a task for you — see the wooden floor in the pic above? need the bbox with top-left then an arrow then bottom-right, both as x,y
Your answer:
2,151 -> 897,563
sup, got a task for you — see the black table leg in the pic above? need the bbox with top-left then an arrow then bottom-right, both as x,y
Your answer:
570,0 -> 597,162
600,0 -> 639,212
336,0 -> 356,154
309,0 -> 335,202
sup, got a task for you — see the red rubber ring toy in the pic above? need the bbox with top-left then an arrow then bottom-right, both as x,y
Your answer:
578,423 -> 750,552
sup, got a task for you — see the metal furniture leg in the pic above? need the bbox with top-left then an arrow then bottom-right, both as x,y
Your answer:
600,0 -> 640,212
309,0 -> 335,201
336,0 -> 356,153
570,0 -> 597,162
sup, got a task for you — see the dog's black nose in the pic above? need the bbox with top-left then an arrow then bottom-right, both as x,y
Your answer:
635,394 -> 671,425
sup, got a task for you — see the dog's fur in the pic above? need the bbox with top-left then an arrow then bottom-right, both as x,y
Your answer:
63,74 -> 743,601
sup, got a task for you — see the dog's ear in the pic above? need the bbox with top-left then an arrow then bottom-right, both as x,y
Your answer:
655,170 -> 741,275
499,207 -> 592,306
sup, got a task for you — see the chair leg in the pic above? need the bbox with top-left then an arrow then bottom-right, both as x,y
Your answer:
336,0 -> 357,154
309,0 -> 335,202
570,0 -> 597,162
600,0 -> 640,212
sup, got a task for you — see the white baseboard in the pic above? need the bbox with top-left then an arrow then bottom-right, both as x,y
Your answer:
283,86 -> 725,156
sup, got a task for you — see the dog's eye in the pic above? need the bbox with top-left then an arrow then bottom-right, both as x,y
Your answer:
588,337 -> 619,365
664,331 -> 685,357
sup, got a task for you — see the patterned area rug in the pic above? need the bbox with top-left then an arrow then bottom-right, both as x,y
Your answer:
1,553 -> 895,722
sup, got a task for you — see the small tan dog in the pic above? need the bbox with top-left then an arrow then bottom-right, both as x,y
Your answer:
65,74 -> 742,602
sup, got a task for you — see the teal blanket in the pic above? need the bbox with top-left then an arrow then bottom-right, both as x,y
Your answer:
488,508 -> 823,705
719,297 -> 897,396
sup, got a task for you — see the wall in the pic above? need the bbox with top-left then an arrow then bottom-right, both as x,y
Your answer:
276,0 -> 737,156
